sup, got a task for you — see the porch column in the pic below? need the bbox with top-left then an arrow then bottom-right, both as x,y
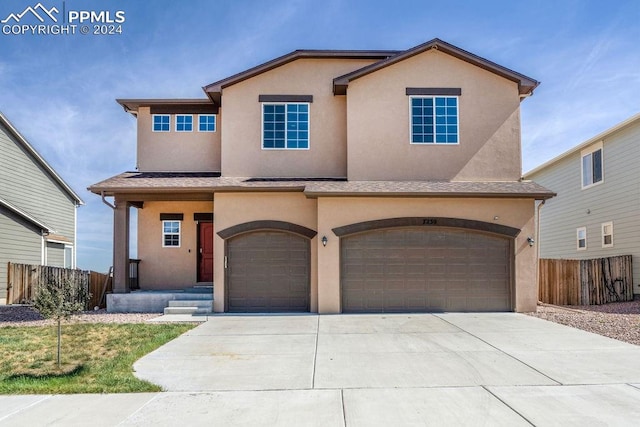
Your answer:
113,198 -> 130,293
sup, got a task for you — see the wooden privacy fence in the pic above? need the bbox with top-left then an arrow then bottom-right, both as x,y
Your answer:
6,263 -> 112,309
539,255 -> 633,305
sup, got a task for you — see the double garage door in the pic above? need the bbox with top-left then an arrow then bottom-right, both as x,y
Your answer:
341,228 -> 512,312
225,227 -> 512,313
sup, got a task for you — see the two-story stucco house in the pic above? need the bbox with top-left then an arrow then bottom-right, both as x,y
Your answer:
89,38 -> 554,314
525,113 -> 640,296
1,112 -> 84,304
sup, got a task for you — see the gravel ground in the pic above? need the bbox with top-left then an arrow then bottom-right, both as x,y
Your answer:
0,305 -> 160,327
527,300 -> 640,346
2,303 -> 640,346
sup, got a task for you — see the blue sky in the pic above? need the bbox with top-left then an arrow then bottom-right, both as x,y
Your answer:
1,0 -> 638,272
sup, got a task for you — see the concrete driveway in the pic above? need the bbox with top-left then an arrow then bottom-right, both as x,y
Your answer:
4,313 -> 640,426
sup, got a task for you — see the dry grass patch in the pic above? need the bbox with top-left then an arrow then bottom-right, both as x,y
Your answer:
0,323 -> 195,394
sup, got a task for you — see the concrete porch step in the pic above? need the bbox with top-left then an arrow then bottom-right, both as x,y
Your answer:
164,299 -> 212,315
168,300 -> 213,308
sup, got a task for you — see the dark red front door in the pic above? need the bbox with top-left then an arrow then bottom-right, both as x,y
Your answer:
198,222 -> 214,282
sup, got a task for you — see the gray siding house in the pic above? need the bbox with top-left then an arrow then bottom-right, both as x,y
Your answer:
524,113 -> 640,295
0,112 -> 83,304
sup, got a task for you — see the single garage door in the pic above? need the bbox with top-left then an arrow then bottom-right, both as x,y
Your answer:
226,231 -> 310,312
341,227 -> 511,313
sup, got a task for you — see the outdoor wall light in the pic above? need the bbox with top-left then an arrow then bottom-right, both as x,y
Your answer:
527,237 -> 535,247
321,236 -> 328,247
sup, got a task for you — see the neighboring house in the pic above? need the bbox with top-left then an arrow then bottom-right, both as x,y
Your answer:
0,112 -> 84,304
524,113 -> 640,296
89,38 -> 554,314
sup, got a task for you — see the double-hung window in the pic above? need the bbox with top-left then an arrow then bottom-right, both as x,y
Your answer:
162,221 -> 181,247
577,227 -> 587,250
581,143 -> 603,188
153,114 -> 170,132
176,115 -> 193,132
602,222 -> 613,248
198,115 -> 216,132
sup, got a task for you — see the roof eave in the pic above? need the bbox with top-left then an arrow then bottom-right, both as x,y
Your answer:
332,38 -> 539,96
303,190 -> 556,199
0,196 -> 55,232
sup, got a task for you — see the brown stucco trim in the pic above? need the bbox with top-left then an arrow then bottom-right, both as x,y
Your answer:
332,217 -> 521,238
406,88 -> 462,96
258,95 -> 314,103
159,213 -> 184,221
217,220 -> 317,240
334,38 -> 539,96
194,213 -> 214,221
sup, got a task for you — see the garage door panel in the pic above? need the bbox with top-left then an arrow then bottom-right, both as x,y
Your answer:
341,227 -> 511,313
227,231 -> 310,312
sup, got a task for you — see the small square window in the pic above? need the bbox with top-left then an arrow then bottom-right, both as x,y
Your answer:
577,227 -> 587,251
602,222 -> 613,248
176,115 -> 193,132
198,115 -> 216,132
162,220 -> 181,247
153,115 -> 170,132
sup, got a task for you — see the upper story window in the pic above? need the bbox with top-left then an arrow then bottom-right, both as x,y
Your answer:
602,221 -> 613,248
199,115 -> 216,132
262,103 -> 309,149
153,114 -> 170,132
162,220 -> 181,247
176,115 -> 193,132
581,142 -> 603,188
577,227 -> 587,251
407,88 -> 460,145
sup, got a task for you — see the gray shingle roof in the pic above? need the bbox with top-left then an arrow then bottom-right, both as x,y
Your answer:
88,172 -> 554,199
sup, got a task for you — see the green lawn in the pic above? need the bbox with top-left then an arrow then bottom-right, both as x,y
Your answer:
0,323 -> 195,394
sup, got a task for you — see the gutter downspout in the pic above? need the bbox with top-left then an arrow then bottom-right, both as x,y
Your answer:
101,191 -> 116,210
536,200 -> 546,306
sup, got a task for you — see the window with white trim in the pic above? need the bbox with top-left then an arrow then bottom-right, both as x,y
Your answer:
64,245 -> 73,269
162,221 -> 181,247
410,96 -> 458,144
176,115 -> 193,132
581,143 -> 603,188
153,114 -> 170,132
262,103 -> 309,149
198,114 -> 216,132
602,222 -> 613,248
577,227 -> 587,250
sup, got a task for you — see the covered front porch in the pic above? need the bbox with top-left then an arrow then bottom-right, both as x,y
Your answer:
109,191 -> 215,311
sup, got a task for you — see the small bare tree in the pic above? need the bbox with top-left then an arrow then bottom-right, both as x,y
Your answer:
33,277 -> 90,368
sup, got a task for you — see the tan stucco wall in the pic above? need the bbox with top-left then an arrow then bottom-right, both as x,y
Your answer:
211,193 -> 537,314
221,58 -> 377,178
346,50 -> 523,181
213,192 -> 318,312
316,197 -> 537,313
136,107 -> 221,172
137,200 -> 213,289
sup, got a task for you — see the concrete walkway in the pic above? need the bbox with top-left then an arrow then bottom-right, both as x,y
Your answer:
3,313 -> 640,426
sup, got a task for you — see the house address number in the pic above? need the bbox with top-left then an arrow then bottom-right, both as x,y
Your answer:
422,218 -> 438,225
